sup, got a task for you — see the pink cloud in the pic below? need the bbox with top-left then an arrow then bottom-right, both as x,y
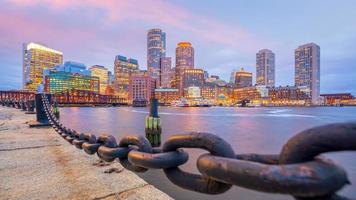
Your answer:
3,0 -> 267,52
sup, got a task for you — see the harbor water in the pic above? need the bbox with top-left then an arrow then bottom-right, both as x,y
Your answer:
60,106 -> 356,200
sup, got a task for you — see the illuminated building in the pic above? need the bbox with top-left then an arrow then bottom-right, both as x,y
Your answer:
129,74 -> 156,103
154,88 -> 179,105
160,57 -> 172,88
235,68 -> 252,88
23,42 -> 63,90
147,28 -> 166,86
182,69 -> 204,97
269,86 -> 310,106
54,61 -> 91,76
295,43 -> 320,105
320,93 -> 354,105
174,42 -> 194,92
89,65 -> 108,94
114,55 -> 139,99
233,86 -> 269,105
256,49 -> 275,87
44,70 -> 99,94
43,61 -> 91,84
201,84 -> 216,101
187,86 -> 201,98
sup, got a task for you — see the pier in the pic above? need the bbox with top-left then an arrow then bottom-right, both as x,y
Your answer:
0,106 -> 171,200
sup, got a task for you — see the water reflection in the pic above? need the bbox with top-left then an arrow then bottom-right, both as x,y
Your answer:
60,106 -> 356,200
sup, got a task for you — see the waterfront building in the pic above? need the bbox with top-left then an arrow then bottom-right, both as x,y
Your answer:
201,84 -> 216,101
187,86 -> 201,98
233,86 -> 269,105
295,43 -> 320,105
23,42 -> 63,91
54,61 -> 91,76
181,69 -> 204,97
160,57 -> 172,88
44,70 -> 99,94
174,42 -> 194,93
114,55 -> 139,99
320,93 -> 354,105
89,65 -> 108,94
235,68 -> 253,88
154,88 -> 179,105
129,74 -> 156,103
147,28 -> 166,86
216,85 -> 235,106
269,86 -> 310,106
256,49 -> 275,87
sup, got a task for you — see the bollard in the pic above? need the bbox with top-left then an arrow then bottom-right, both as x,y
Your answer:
21,100 -> 27,111
145,98 -> 162,147
28,93 -> 52,127
53,101 -> 60,119
25,100 -> 36,114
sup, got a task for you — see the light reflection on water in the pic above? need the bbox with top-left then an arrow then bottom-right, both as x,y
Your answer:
60,106 -> 356,200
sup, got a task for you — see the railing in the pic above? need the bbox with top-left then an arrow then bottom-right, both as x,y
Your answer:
0,90 -> 126,106
1,92 -> 356,200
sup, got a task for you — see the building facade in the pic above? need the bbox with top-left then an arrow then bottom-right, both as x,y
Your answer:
256,49 -> 275,87
320,93 -> 354,105
269,86 -> 310,105
154,88 -> 179,105
23,42 -> 63,91
53,61 -> 91,76
89,65 -> 109,94
160,57 -> 172,88
129,75 -> 156,103
114,55 -> 139,98
147,28 -> 166,86
175,42 -> 194,92
233,86 -> 269,105
235,68 -> 253,88
295,43 -> 320,105
44,70 -> 99,94
181,69 -> 204,97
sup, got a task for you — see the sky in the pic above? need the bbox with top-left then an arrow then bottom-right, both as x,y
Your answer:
0,0 -> 355,94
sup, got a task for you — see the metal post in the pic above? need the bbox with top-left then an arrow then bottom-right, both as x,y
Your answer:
145,98 -> 162,147
28,93 -> 51,127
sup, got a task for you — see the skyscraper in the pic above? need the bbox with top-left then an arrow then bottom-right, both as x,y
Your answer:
89,65 -> 109,94
295,43 -> 320,105
235,68 -> 252,88
229,69 -> 238,84
147,28 -> 166,86
160,57 -> 172,88
114,55 -> 139,98
23,42 -> 63,90
175,41 -> 194,95
256,49 -> 275,87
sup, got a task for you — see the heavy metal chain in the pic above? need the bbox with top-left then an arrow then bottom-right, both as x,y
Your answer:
38,94 -> 356,199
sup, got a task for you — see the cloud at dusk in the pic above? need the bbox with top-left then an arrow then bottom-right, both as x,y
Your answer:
0,0 -> 355,94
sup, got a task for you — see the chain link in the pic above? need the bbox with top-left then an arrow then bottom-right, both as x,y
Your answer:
14,94 -> 356,199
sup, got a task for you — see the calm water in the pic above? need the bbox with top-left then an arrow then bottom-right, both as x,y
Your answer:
61,106 -> 356,200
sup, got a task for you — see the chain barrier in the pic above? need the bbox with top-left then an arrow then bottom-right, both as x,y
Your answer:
3,94 -> 355,200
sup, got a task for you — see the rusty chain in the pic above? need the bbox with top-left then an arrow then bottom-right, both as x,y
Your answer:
7,94 -> 356,200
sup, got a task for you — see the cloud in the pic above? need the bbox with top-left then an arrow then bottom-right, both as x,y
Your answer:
3,0 -> 263,51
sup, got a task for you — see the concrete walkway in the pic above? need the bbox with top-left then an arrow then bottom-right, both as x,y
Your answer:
0,107 -> 172,200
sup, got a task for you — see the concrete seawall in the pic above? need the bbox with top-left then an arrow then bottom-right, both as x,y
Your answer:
0,107 -> 172,200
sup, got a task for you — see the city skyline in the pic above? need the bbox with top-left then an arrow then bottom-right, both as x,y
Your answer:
1,0 -> 355,94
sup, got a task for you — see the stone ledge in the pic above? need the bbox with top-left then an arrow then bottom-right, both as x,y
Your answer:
0,106 -> 172,200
